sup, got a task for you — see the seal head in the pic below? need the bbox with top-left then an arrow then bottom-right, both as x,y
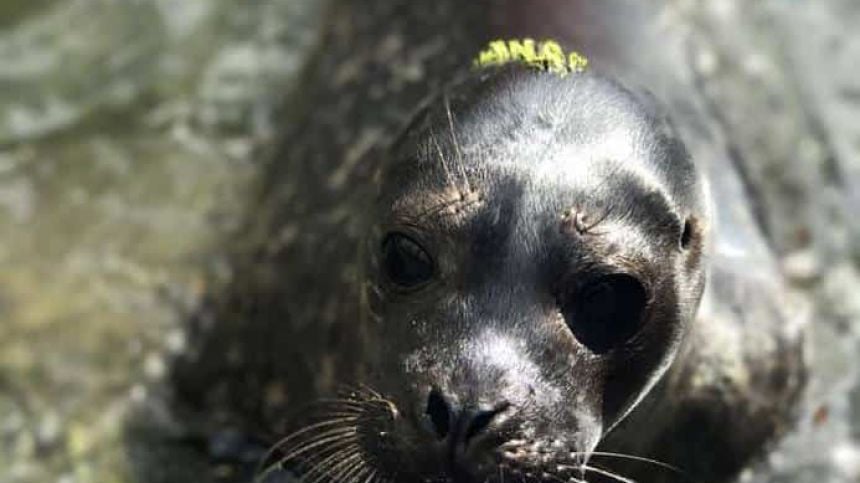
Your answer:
319,62 -> 706,483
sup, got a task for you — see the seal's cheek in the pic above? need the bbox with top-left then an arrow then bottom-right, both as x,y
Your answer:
598,296 -> 686,428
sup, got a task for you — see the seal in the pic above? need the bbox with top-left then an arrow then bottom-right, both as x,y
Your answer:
132,2 -> 807,483
330,59 -> 708,483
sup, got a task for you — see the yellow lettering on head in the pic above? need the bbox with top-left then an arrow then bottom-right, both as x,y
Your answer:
474,40 -> 512,68
473,38 -> 589,77
489,40 -> 510,62
507,38 -> 538,66
568,51 -> 589,72
538,40 -> 566,73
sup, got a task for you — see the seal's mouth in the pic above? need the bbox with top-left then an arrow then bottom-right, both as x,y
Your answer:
254,386 -> 673,483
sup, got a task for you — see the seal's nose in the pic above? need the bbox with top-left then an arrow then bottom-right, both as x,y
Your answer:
425,388 -> 453,439
424,388 -> 509,447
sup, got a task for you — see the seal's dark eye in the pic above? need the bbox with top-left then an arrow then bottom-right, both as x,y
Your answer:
560,274 -> 647,354
381,233 -> 434,289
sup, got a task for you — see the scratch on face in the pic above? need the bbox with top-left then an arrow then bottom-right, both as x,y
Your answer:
559,205 -> 614,236
391,185 -> 485,226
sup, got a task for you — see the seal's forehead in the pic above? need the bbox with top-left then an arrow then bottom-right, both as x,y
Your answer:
392,69 -> 671,180
452,68 -> 656,141
381,66 -> 699,234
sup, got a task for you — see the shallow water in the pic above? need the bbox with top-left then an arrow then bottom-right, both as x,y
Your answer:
0,1 -> 321,481
1,1 -> 859,482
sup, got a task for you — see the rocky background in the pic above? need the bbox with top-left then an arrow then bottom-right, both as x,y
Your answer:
0,1 -> 858,482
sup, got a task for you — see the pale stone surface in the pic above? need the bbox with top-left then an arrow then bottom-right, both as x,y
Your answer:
0,1 -> 322,481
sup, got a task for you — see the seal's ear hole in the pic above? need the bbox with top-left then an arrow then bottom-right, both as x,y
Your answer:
560,274 -> 647,354
381,232 -> 434,289
680,218 -> 695,249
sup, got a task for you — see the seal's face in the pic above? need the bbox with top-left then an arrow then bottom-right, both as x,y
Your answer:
352,68 -> 706,483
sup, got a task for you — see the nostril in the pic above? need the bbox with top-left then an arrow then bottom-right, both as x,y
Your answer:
425,388 -> 451,439
464,401 -> 510,444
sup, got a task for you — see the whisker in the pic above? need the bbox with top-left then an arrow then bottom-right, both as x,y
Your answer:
532,468 -> 574,483
364,470 -> 379,483
348,465 -> 373,483
278,417 -> 359,441
263,437 -> 357,483
304,447 -> 363,483
311,398 -> 372,409
256,389 -> 388,483
264,423 -> 358,461
429,129 -> 456,191
357,383 -> 382,399
363,469 -> 379,483
328,454 -> 366,483
443,93 -> 471,195
274,431 -> 358,467
328,452 -> 366,482
256,421 -> 358,482
310,411 -> 366,419
550,473 -> 586,483
258,442 -> 356,483
253,462 -> 283,483
365,308 -> 384,323
578,451 -> 683,474
583,464 -> 637,483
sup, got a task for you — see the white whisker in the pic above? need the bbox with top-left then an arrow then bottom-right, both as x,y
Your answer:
583,464 -> 637,483
444,93 -> 471,195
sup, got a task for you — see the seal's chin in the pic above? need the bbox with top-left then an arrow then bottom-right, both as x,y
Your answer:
357,418 -> 506,483
362,446 -> 507,483
362,439 -> 589,483
366,452 -> 498,483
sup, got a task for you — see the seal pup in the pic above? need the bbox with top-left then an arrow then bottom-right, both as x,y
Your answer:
333,53 -> 708,483
141,2 -> 808,483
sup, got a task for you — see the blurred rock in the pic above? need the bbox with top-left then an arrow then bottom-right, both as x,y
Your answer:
0,1 -> 323,481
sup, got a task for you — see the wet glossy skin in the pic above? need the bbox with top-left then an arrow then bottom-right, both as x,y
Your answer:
351,67 -> 706,482
159,2 -> 806,483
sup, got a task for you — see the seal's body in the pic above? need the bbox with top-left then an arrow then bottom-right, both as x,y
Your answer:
150,2 -> 806,483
